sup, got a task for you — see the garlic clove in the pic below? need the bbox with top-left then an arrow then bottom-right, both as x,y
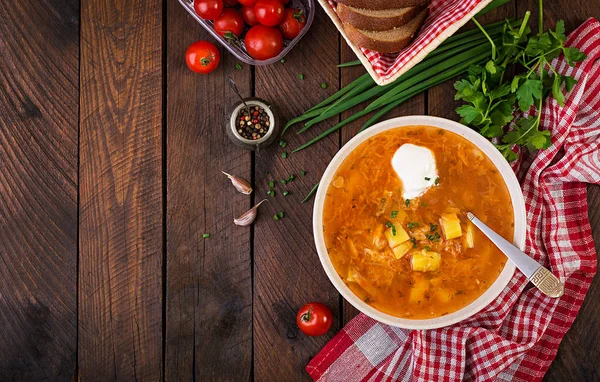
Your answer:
223,171 -> 253,195
234,199 -> 267,226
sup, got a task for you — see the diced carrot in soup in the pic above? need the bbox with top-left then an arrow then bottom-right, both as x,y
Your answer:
323,125 -> 512,319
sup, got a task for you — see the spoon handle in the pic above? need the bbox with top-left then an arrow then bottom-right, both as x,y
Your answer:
466,212 -> 564,298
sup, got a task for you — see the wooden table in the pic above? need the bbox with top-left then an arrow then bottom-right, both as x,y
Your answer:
1,0 -> 599,380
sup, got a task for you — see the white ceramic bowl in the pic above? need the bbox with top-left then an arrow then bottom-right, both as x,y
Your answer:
313,116 -> 526,330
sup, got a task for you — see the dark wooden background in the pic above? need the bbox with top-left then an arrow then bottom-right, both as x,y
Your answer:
0,0 -> 598,380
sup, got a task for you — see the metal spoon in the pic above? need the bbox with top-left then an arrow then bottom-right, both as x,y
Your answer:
466,212 -> 564,298
227,77 -> 250,115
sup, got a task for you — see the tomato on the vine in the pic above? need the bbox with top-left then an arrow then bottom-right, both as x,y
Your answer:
214,8 -> 245,39
279,8 -> 306,39
241,5 -> 259,26
238,0 -> 257,6
254,0 -> 285,27
244,25 -> 283,60
296,302 -> 333,337
194,0 -> 224,20
185,41 -> 221,74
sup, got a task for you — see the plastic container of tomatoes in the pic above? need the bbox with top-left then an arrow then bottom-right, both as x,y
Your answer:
179,0 -> 314,65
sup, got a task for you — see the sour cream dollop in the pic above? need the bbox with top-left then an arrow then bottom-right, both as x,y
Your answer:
391,143 -> 438,199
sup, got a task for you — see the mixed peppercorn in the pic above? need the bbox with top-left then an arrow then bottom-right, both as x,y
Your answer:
236,105 -> 270,140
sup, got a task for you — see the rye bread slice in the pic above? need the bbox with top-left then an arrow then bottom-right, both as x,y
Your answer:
342,8 -> 429,53
337,4 -> 426,31
337,0 -> 430,11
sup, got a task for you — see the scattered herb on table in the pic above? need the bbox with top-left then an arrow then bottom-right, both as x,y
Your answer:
235,63 -> 242,70
283,191 -> 290,196
300,170 -> 307,176
280,58 -> 286,64
269,181 -> 275,188
202,233 -> 210,238
321,82 -> 327,89
454,0 -> 586,161
298,73 -> 304,80
278,211 -> 284,218
273,214 -> 280,221
267,190 -> 275,197
282,152 -> 288,159
279,139 -> 287,148
302,182 -> 319,203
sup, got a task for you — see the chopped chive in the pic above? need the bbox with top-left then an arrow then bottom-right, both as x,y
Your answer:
390,210 -> 398,218
321,82 -> 327,89
287,175 -> 295,182
430,224 -> 438,232
283,191 -> 290,196
435,232 -> 441,239
298,73 -> 304,80
273,214 -> 280,220
424,177 -> 431,181
281,179 -> 287,185
280,58 -> 286,64
428,235 -> 435,240
386,222 -> 393,228
435,177 -> 440,185
410,238 -> 417,248
337,60 -> 361,68
279,139 -> 287,148
267,190 -> 275,197
405,199 -> 411,206
282,152 -> 288,159
300,170 -> 306,176
422,202 -> 428,207
235,63 -> 242,70
302,182 -> 319,203
424,246 -> 431,251
278,211 -> 284,218
269,181 -> 275,188
407,222 -> 419,229
202,233 -> 210,239
391,226 -> 397,236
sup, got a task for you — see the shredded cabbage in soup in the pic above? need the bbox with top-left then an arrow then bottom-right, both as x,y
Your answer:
323,125 -> 514,319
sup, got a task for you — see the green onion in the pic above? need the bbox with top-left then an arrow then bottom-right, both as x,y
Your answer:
435,177 -> 440,185
278,211 -> 284,218
321,82 -> 327,89
386,222 -> 393,228
425,177 -> 431,181
267,190 -> 275,197
281,179 -> 287,185
300,170 -> 307,176
280,58 -> 286,64
283,191 -> 290,196
337,60 -> 361,67
282,152 -> 288,159
391,226 -> 397,236
279,139 -> 287,148
391,210 -> 398,218
274,214 -> 280,220
430,224 -> 438,232
298,73 -> 304,80
269,181 -> 275,188
235,63 -> 242,70
405,199 -> 410,206
302,182 -> 319,203
202,233 -> 210,239
424,246 -> 431,251
422,202 -> 428,207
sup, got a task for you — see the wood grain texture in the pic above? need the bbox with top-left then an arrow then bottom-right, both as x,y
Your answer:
339,37 -> 425,326
78,0 -> 163,379
253,6 -> 341,381
0,1 -> 78,379
164,3 -> 253,381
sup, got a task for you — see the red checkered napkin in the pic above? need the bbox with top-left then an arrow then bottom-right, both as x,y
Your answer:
319,0 -> 493,85
307,18 -> 600,381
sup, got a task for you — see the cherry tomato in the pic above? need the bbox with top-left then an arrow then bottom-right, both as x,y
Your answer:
214,8 -> 245,39
223,0 -> 238,5
241,5 -> 259,26
254,0 -> 285,27
296,302 -> 333,337
194,0 -> 224,20
185,41 -> 221,74
279,8 -> 306,39
238,0 -> 257,6
244,25 -> 283,60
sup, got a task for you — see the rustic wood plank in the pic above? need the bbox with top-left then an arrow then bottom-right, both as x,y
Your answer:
253,7 -> 341,380
339,38 -> 426,326
514,1 -> 600,380
164,3 -> 253,381
78,0 -> 163,379
0,1 -> 78,379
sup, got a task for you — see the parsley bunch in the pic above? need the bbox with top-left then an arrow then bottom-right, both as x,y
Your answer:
454,4 -> 586,161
